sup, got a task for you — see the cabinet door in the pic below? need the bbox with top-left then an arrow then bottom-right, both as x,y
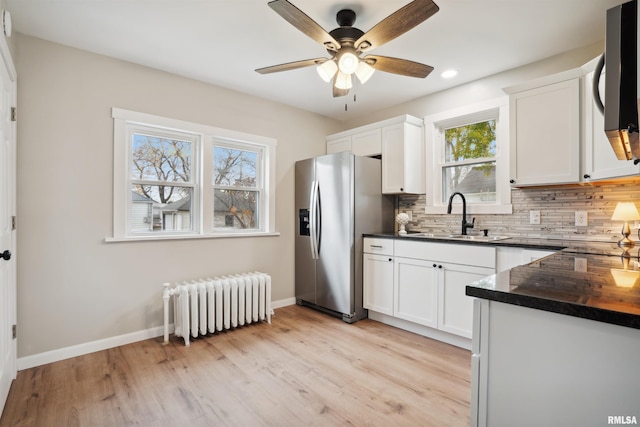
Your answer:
394,257 -> 438,327
326,136 -> 351,154
363,253 -> 394,315
381,122 -> 425,194
381,123 -> 406,193
439,263 -> 495,338
509,78 -> 580,186
352,129 -> 381,157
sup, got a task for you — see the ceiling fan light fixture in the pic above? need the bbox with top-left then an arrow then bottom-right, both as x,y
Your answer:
337,51 -> 359,75
317,60 -> 338,82
335,71 -> 352,90
355,61 -> 375,84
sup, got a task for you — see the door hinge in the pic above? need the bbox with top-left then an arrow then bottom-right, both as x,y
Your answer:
10,107 -> 16,122
12,324 -> 16,339
11,216 -> 15,230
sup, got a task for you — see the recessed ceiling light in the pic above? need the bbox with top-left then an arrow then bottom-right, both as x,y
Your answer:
441,69 -> 458,79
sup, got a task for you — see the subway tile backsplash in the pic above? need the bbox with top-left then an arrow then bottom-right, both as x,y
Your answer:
398,179 -> 640,243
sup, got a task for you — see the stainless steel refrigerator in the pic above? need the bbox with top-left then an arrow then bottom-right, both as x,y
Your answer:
295,151 -> 394,323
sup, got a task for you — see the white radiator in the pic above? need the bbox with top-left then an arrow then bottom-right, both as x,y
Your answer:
162,272 -> 272,346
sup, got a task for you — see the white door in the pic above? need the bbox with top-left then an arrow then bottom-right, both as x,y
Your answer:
0,40 -> 17,414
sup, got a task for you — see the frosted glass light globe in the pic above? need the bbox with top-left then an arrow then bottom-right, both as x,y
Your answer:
338,52 -> 359,75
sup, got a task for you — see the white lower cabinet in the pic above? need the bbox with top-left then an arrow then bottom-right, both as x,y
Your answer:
439,262 -> 495,338
364,238 -> 496,346
394,257 -> 438,328
363,252 -> 394,315
363,238 -> 394,316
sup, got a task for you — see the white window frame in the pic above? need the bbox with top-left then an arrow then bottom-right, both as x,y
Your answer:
210,137 -> 266,234
109,108 -> 278,241
424,97 -> 512,215
127,123 -> 201,236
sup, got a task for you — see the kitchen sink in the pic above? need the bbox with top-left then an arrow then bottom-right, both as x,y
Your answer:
404,233 -> 511,242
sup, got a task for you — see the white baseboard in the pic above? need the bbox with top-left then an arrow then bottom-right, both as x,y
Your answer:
271,297 -> 296,309
17,297 -> 297,371
367,311 -> 472,351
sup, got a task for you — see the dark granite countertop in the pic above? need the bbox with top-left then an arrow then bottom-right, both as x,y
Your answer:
365,233 -> 640,329
465,251 -> 640,330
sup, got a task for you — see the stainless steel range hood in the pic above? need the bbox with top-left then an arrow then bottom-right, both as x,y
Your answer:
598,0 -> 639,161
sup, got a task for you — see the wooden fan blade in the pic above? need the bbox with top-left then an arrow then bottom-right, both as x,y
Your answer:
332,75 -> 349,98
256,58 -> 327,74
364,55 -> 434,78
268,0 -> 341,51
355,0 -> 439,52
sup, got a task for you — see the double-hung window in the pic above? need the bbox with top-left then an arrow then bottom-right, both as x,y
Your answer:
110,108 -> 277,240
212,141 -> 263,232
129,125 -> 199,234
424,98 -> 512,214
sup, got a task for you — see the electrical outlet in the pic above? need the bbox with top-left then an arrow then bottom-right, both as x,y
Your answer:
574,257 -> 588,272
530,210 -> 540,225
575,211 -> 588,227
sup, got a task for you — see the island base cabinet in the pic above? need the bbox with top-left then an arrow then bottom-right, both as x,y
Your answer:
471,299 -> 640,427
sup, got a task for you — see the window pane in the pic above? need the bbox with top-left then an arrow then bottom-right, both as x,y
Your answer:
213,146 -> 258,188
131,185 -> 192,232
131,134 -> 192,182
213,189 -> 259,230
443,162 -> 496,204
444,120 -> 496,162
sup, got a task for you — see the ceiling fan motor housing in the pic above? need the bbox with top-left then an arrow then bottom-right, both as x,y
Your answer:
336,9 -> 356,27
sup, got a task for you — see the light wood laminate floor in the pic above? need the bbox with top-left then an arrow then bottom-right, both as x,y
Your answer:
0,305 -> 471,427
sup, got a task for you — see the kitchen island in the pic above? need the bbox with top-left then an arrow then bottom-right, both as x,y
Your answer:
465,247 -> 640,427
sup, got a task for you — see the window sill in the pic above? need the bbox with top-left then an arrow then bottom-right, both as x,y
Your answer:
105,231 -> 280,243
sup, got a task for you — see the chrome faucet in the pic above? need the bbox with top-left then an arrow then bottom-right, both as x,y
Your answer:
447,192 -> 475,235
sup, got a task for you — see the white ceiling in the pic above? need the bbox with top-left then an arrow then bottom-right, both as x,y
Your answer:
4,0 -> 624,121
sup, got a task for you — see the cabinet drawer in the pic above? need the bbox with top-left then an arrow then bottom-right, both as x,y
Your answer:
363,237 -> 394,255
394,240 -> 496,268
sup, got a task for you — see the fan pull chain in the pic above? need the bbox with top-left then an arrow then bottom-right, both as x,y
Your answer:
345,92 -> 358,112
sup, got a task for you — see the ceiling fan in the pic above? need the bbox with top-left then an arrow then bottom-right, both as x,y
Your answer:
256,0 -> 440,97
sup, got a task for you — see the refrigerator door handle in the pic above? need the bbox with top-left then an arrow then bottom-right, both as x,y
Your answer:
309,180 -> 319,259
315,181 -> 321,257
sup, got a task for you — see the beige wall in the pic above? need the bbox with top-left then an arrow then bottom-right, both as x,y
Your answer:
14,34 -> 340,358
11,32 -> 613,360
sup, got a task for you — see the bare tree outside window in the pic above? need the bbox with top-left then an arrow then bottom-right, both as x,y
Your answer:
213,146 -> 261,230
130,134 -> 194,232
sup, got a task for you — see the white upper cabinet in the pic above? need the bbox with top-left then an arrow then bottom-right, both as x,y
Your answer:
504,69 -> 581,187
381,120 -> 425,194
581,57 -> 640,181
326,115 -> 425,194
